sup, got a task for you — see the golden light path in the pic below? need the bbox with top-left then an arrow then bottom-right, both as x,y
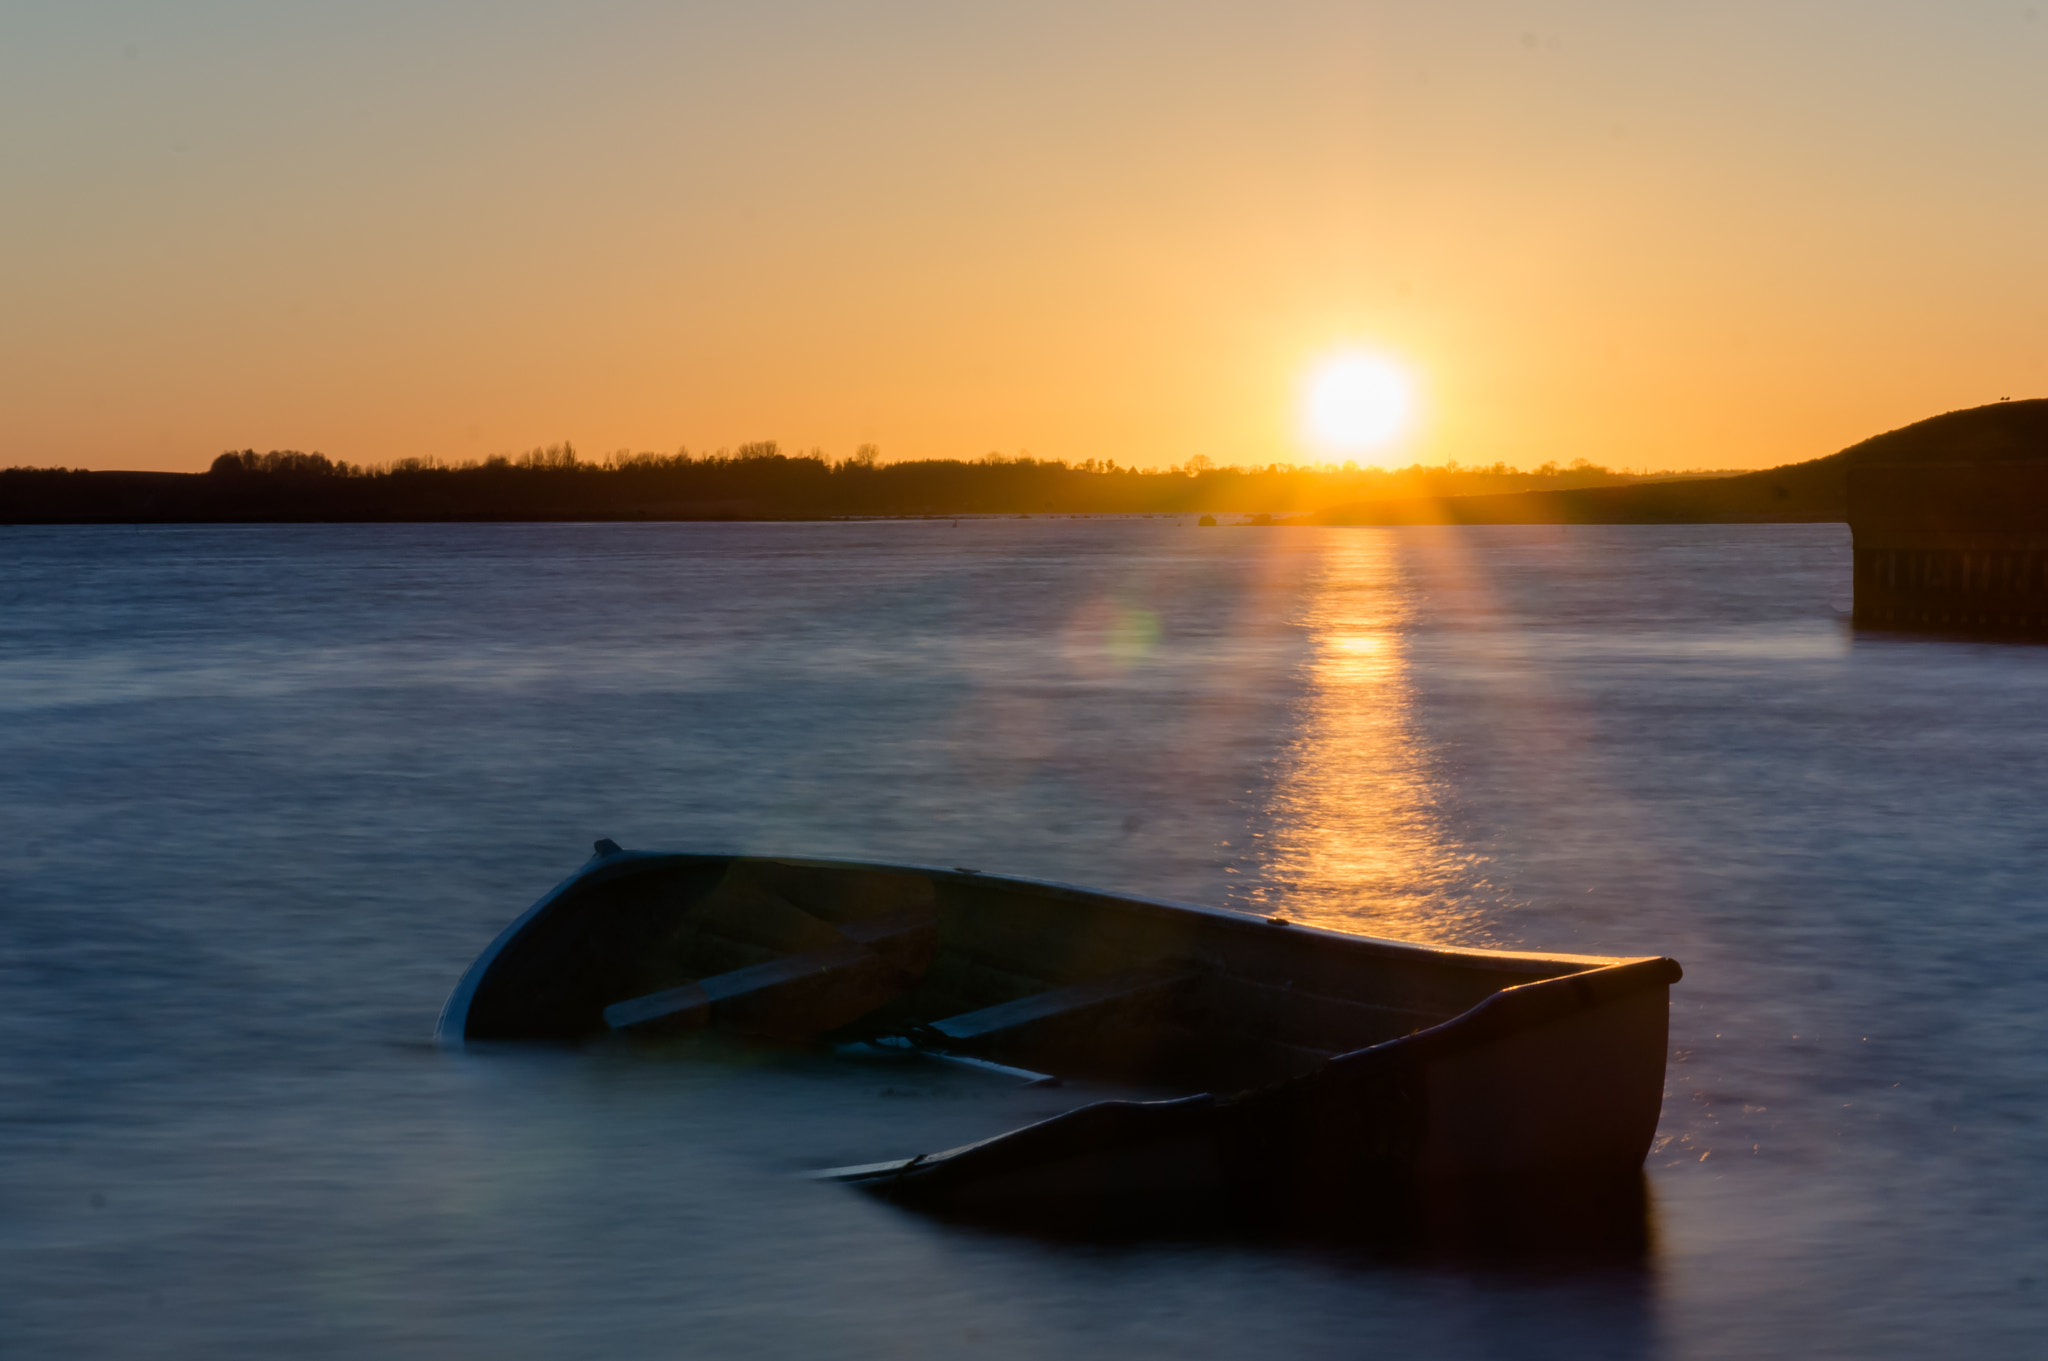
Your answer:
1248,530 -> 1488,943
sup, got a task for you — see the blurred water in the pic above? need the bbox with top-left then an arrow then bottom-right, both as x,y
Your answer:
0,520 -> 2042,1358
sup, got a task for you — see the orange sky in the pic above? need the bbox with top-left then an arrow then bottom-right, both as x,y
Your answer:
4,2 -> 2045,473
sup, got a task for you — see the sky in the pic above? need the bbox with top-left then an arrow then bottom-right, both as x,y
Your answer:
3,1 -> 2045,473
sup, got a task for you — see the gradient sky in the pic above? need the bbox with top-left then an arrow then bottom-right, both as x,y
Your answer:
5,1 -> 2045,472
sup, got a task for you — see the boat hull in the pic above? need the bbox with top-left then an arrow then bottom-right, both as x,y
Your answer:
440,847 -> 1680,1210
828,955 -> 1675,1213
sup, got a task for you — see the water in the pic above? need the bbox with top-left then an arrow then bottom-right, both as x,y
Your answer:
1,520 -> 2042,1357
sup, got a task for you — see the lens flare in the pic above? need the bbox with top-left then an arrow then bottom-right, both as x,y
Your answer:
1301,352 -> 1415,454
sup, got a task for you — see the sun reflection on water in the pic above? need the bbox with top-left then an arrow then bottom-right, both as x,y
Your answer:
1249,530 -> 1488,943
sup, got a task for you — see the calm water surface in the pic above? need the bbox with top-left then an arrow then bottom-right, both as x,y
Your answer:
1,521 -> 2042,1357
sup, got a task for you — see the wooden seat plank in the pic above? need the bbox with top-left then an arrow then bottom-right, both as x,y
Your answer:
926,966 -> 1195,1046
604,911 -> 937,1039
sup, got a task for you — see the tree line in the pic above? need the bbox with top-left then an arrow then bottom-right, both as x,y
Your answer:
4,442 -> 1733,523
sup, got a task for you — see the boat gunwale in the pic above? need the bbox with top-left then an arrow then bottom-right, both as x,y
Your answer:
436,848 -> 1661,1047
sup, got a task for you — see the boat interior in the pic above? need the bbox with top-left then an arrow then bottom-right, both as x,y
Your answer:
457,851 -> 1620,1091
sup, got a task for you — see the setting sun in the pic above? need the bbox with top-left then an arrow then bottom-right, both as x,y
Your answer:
1301,353 -> 1416,457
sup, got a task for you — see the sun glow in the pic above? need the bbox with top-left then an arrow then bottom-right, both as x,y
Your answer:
1301,352 -> 1416,456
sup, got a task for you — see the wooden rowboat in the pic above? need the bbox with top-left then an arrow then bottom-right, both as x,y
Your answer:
439,843 -> 1681,1222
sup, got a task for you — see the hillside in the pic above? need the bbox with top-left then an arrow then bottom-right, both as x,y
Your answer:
1301,399 -> 2048,525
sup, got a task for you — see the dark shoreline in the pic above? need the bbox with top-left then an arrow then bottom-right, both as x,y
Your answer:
6,399 -> 2043,525
0,459 -> 1719,526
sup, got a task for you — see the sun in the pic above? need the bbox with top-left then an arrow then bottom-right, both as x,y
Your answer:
1301,352 -> 1416,455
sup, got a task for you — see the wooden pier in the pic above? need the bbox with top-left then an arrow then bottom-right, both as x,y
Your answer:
1850,463 -> 2048,634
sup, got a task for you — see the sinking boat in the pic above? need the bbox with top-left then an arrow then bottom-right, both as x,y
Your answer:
438,843 -> 1680,1220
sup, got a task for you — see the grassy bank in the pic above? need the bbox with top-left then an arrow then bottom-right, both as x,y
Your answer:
1297,400 -> 2048,525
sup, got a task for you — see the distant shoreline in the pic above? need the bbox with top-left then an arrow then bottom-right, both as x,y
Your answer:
6,400 -> 2042,525
0,449 -> 1739,526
